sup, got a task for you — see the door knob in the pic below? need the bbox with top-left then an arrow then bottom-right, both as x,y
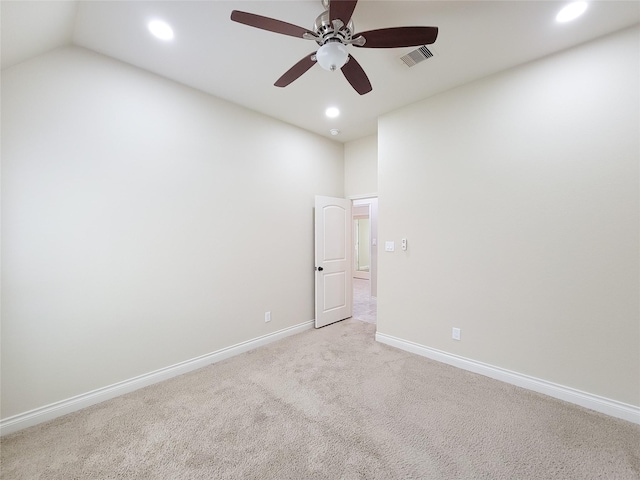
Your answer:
317,267 -> 324,271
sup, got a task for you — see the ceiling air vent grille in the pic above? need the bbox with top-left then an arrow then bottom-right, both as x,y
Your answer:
400,45 -> 434,67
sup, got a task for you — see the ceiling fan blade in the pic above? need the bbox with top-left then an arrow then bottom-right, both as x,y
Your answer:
231,10 -> 314,39
275,53 -> 317,87
330,0 -> 358,25
341,54 -> 372,95
354,26 -> 439,48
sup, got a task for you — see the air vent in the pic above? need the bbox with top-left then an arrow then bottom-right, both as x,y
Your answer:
400,46 -> 434,67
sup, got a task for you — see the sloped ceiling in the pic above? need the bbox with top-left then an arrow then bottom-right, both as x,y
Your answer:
2,1 -> 639,142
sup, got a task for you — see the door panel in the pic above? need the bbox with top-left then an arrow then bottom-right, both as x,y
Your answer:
315,196 -> 352,328
323,272 -> 346,311
323,206 -> 347,261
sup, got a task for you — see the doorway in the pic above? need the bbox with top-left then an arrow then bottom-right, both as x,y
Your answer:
351,197 -> 378,324
353,216 -> 370,280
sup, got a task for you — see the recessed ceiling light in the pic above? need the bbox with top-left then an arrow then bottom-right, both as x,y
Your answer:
556,2 -> 588,23
325,107 -> 340,118
148,20 -> 174,40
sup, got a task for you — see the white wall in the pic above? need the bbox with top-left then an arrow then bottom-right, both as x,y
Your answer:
378,26 -> 639,407
1,46 -> 344,419
344,134 -> 377,198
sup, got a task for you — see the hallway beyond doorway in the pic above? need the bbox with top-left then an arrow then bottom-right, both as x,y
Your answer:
352,278 -> 377,324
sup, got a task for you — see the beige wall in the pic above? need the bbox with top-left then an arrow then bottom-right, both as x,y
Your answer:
1,46 -> 344,418
378,26 -> 639,406
344,134 -> 377,198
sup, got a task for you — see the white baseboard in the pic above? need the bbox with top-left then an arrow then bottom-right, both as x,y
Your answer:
375,331 -> 640,425
1,320 -> 314,436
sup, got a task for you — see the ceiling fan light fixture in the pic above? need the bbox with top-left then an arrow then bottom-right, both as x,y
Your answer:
229,1 -> 440,95
316,42 -> 349,71
556,2 -> 588,22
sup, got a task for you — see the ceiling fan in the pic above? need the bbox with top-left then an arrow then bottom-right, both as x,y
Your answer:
230,0 -> 438,95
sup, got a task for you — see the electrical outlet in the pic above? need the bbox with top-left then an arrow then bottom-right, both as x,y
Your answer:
452,327 -> 461,340
265,311 -> 271,323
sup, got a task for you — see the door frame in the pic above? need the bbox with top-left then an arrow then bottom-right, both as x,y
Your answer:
350,196 -> 378,298
353,207 -> 371,280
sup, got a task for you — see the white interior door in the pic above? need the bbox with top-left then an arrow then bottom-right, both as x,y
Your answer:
315,195 -> 352,328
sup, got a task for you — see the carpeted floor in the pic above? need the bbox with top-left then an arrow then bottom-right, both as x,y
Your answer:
1,319 -> 639,479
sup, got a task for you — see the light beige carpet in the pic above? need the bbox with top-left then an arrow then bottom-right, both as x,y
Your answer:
1,319 -> 639,479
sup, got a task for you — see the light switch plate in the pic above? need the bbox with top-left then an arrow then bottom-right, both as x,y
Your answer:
385,241 -> 395,252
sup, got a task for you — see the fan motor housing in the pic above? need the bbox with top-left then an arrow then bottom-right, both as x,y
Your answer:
313,10 -> 354,46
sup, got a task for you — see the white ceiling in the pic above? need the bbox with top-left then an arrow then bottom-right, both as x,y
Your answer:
2,1 -> 639,143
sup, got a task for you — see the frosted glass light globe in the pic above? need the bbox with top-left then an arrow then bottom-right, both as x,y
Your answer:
316,42 -> 349,71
